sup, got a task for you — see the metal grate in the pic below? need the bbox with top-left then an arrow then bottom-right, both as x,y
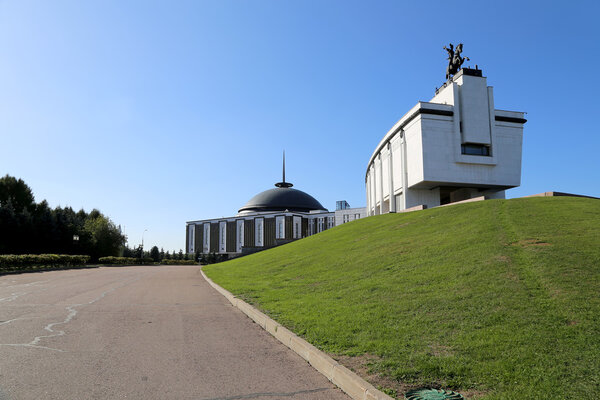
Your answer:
405,388 -> 464,400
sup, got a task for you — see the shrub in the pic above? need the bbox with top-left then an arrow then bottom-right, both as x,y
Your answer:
200,253 -> 229,265
161,259 -> 197,265
98,257 -> 155,265
0,254 -> 90,272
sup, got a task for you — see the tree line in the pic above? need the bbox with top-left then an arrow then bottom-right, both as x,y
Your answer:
123,246 -> 193,262
0,175 -> 126,261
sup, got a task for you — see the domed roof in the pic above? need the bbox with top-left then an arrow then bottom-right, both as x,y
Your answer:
238,186 -> 326,215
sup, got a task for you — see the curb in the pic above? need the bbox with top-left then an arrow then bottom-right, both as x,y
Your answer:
200,269 -> 393,400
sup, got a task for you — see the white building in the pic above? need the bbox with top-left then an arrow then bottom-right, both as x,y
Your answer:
365,68 -> 526,215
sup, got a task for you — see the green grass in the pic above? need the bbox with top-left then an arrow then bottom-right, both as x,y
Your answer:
204,197 -> 600,399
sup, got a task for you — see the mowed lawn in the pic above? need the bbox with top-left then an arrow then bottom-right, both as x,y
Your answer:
204,197 -> 600,399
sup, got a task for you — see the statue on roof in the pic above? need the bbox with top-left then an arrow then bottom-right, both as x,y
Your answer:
444,43 -> 470,80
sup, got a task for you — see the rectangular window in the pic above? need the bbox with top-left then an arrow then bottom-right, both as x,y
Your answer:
219,221 -> 226,253
255,218 -> 264,246
461,143 -> 490,156
293,216 -> 301,239
203,223 -> 210,253
236,220 -> 244,253
276,216 -> 285,239
188,225 -> 194,253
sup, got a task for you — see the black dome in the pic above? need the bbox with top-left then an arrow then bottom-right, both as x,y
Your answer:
238,187 -> 326,214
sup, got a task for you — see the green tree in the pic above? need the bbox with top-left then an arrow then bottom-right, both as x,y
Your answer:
0,175 -> 35,213
150,246 -> 160,262
84,211 -> 126,261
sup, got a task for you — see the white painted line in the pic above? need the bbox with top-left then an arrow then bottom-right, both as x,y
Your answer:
0,276 -> 141,352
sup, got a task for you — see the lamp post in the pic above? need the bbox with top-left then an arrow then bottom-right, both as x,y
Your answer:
141,229 -> 148,258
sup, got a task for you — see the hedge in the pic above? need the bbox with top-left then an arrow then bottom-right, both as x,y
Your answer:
0,254 -> 91,272
98,257 -> 155,265
161,259 -> 197,265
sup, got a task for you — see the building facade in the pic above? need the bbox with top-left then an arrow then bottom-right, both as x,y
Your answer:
186,172 -> 366,257
365,68 -> 526,215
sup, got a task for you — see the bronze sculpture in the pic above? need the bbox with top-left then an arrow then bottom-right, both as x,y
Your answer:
444,43 -> 470,80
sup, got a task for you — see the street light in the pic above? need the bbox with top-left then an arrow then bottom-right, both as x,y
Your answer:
141,229 -> 148,257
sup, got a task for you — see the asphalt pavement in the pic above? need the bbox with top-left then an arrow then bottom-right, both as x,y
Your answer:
0,265 -> 349,400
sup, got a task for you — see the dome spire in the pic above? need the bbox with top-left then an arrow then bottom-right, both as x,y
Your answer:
275,150 -> 293,188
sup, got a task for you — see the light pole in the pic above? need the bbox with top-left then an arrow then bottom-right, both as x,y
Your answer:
141,229 -> 148,258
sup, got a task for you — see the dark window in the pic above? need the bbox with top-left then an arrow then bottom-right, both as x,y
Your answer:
461,143 -> 490,156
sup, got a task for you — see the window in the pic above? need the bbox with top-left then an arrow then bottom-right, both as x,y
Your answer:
276,216 -> 285,239
204,223 -> 210,252
291,216 -> 301,239
189,225 -> 194,253
461,143 -> 490,156
237,220 -> 244,252
327,217 -> 334,229
220,222 -> 226,252
355,213 -> 361,219
255,218 -> 263,246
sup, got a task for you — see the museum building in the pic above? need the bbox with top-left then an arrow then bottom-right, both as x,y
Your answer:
187,55 -> 526,255
185,166 -> 366,257
366,67 -> 526,215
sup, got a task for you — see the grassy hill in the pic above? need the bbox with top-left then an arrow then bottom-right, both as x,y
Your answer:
203,197 -> 600,399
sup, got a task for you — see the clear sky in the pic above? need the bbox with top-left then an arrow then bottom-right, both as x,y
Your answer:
1,1 -> 599,252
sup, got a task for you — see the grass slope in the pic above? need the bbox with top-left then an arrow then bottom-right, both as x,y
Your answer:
204,198 -> 600,399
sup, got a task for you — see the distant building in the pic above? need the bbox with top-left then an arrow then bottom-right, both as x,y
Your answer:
186,159 -> 366,257
365,68 -> 526,215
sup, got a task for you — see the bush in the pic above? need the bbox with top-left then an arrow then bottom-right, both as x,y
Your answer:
200,253 -> 229,265
161,259 -> 197,265
0,254 -> 90,272
98,257 -> 155,265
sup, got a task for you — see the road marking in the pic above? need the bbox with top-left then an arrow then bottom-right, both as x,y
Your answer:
0,292 -> 26,302
0,317 -> 34,326
0,276 -> 140,352
0,281 -> 49,302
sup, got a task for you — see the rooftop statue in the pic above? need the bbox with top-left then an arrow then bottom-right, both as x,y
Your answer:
444,43 -> 470,80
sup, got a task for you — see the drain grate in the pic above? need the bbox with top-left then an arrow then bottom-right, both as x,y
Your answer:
405,388 -> 464,400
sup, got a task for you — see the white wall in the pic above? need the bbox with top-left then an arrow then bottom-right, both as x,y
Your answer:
366,71 -> 524,214
334,207 -> 367,226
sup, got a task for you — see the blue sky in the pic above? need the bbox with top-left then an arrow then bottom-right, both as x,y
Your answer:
1,1 -> 598,252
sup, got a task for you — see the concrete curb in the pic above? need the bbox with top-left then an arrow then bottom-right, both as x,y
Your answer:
200,269 -> 393,400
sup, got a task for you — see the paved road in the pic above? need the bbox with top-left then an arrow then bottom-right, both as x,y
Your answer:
0,266 -> 349,400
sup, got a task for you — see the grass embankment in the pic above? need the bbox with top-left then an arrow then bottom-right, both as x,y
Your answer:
204,197 -> 600,399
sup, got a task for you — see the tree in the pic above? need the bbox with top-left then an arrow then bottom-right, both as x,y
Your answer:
159,247 -> 165,261
150,246 -> 160,262
122,246 -> 135,258
0,175 -> 35,213
84,211 -> 127,261
0,175 -> 127,258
